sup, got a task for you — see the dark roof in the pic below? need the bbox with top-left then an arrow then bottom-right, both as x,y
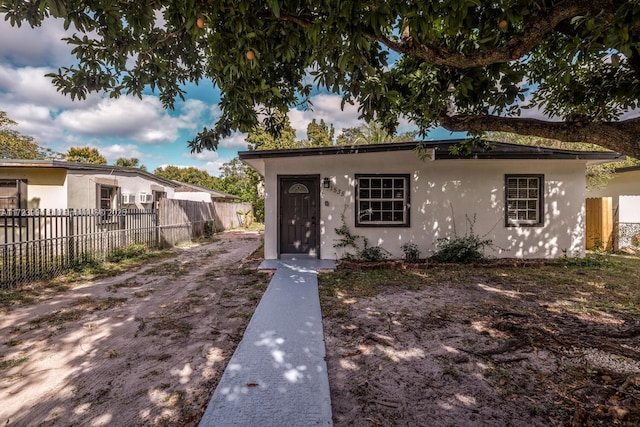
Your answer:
238,139 -> 624,161
615,165 -> 640,173
0,159 -> 178,187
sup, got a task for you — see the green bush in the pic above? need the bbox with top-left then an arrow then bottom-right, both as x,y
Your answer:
358,238 -> 390,262
401,242 -> 421,263
431,214 -> 495,263
107,244 -> 148,263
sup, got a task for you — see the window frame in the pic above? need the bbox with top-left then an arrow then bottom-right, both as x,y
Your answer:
0,179 -> 27,210
355,174 -> 411,228
96,183 -> 120,223
504,174 -> 544,227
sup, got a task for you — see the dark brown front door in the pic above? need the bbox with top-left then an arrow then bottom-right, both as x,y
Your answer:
279,176 -> 319,256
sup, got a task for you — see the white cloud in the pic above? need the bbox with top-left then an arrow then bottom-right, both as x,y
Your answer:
219,132 -> 249,149
0,64 -> 98,109
202,159 -> 226,176
0,19 -> 76,66
288,94 -> 362,140
101,144 -> 144,162
56,95 -> 199,143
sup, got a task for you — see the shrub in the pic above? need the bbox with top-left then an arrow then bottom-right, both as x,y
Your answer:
401,242 -> 421,263
107,244 -> 147,263
431,214 -> 495,263
358,238 -> 390,262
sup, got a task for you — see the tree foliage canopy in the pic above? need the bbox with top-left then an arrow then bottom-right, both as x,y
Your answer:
3,1 -> 640,155
0,111 -> 59,159
153,165 -> 221,189
65,146 -> 107,164
115,157 -> 146,170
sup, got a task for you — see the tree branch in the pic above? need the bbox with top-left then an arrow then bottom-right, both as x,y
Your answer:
438,114 -> 640,157
374,0 -> 617,68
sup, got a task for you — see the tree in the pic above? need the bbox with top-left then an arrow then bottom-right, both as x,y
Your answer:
246,111 -> 298,150
304,119 -> 334,147
218,158 -> 264,222
65,146 -> 107,164
153,165 -> 221,189
336,122 -> 418,145
115,157 -> 147,170
486,131 -> 640,189
3,1 -> 640,156
0,111 -> 60,159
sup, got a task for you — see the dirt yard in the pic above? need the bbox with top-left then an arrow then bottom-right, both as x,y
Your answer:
0,231 -> 267,427
320,262 -> 640,427
3,238 -> 640,427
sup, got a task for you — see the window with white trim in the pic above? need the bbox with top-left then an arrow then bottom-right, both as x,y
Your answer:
505,175 -> 544,226
356,174 -> 410,227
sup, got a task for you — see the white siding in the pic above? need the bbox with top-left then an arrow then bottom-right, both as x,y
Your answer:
263,151 -> 587,260
67,172 -> 175,209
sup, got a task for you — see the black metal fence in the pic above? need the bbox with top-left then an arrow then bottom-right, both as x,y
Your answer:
1,208 -> 159,288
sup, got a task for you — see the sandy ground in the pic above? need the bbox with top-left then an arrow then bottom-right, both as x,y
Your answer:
3,237 -> 639,427
0,231 -> 267,427
321,267 -> 640,427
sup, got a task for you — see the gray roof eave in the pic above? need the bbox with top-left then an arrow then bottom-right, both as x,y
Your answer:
238,140 -> 624,162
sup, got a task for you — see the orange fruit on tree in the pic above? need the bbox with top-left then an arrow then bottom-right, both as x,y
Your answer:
498,20 -> 508,30
246,50 -> 255,60
196,17 -> 205,28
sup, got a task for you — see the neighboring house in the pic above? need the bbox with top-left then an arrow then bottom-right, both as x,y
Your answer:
0,160 -> 179,210
239,140 -> 622,260
587,165 -> 640,249
173,181 -> 240,203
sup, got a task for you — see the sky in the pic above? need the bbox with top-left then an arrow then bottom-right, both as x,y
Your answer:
0,17 -> 464,176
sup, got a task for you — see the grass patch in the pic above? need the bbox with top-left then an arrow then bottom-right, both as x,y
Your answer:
319,254 -> 640,318
73,296 -> 128,310
0,289 -> 35,310
53,248 -> 174,284
0,353 -> 29,370
29,309 -> 84,328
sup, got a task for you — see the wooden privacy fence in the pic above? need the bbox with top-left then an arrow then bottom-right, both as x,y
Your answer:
1,200 -> 252,288
585,197 -> 613,250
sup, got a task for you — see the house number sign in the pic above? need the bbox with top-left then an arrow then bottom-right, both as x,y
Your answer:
327,184 -> 346,196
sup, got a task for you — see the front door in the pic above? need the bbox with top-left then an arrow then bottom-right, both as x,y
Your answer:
279,176 -> 319,256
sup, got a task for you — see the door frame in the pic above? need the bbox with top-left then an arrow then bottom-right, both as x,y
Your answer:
277,174 -> 321,258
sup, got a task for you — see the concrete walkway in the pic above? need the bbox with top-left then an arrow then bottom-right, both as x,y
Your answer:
199,257 -> 336,427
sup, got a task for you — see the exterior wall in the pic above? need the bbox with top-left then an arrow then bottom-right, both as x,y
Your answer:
263,151 -> 587,260
173,191 -> 212,203
587,169 -> 640,223
67,172 -> 176,209
0,167 -> 68,209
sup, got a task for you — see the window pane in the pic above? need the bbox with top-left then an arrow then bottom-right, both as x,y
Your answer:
506,175 -> 542,225
357,175 -> 408,225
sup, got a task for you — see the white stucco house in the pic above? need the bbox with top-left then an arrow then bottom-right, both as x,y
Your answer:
239,140 -> 622,260
0,160 -> 176,210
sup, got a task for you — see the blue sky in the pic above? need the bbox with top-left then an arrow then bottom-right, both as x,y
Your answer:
0,17 -> 463,176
